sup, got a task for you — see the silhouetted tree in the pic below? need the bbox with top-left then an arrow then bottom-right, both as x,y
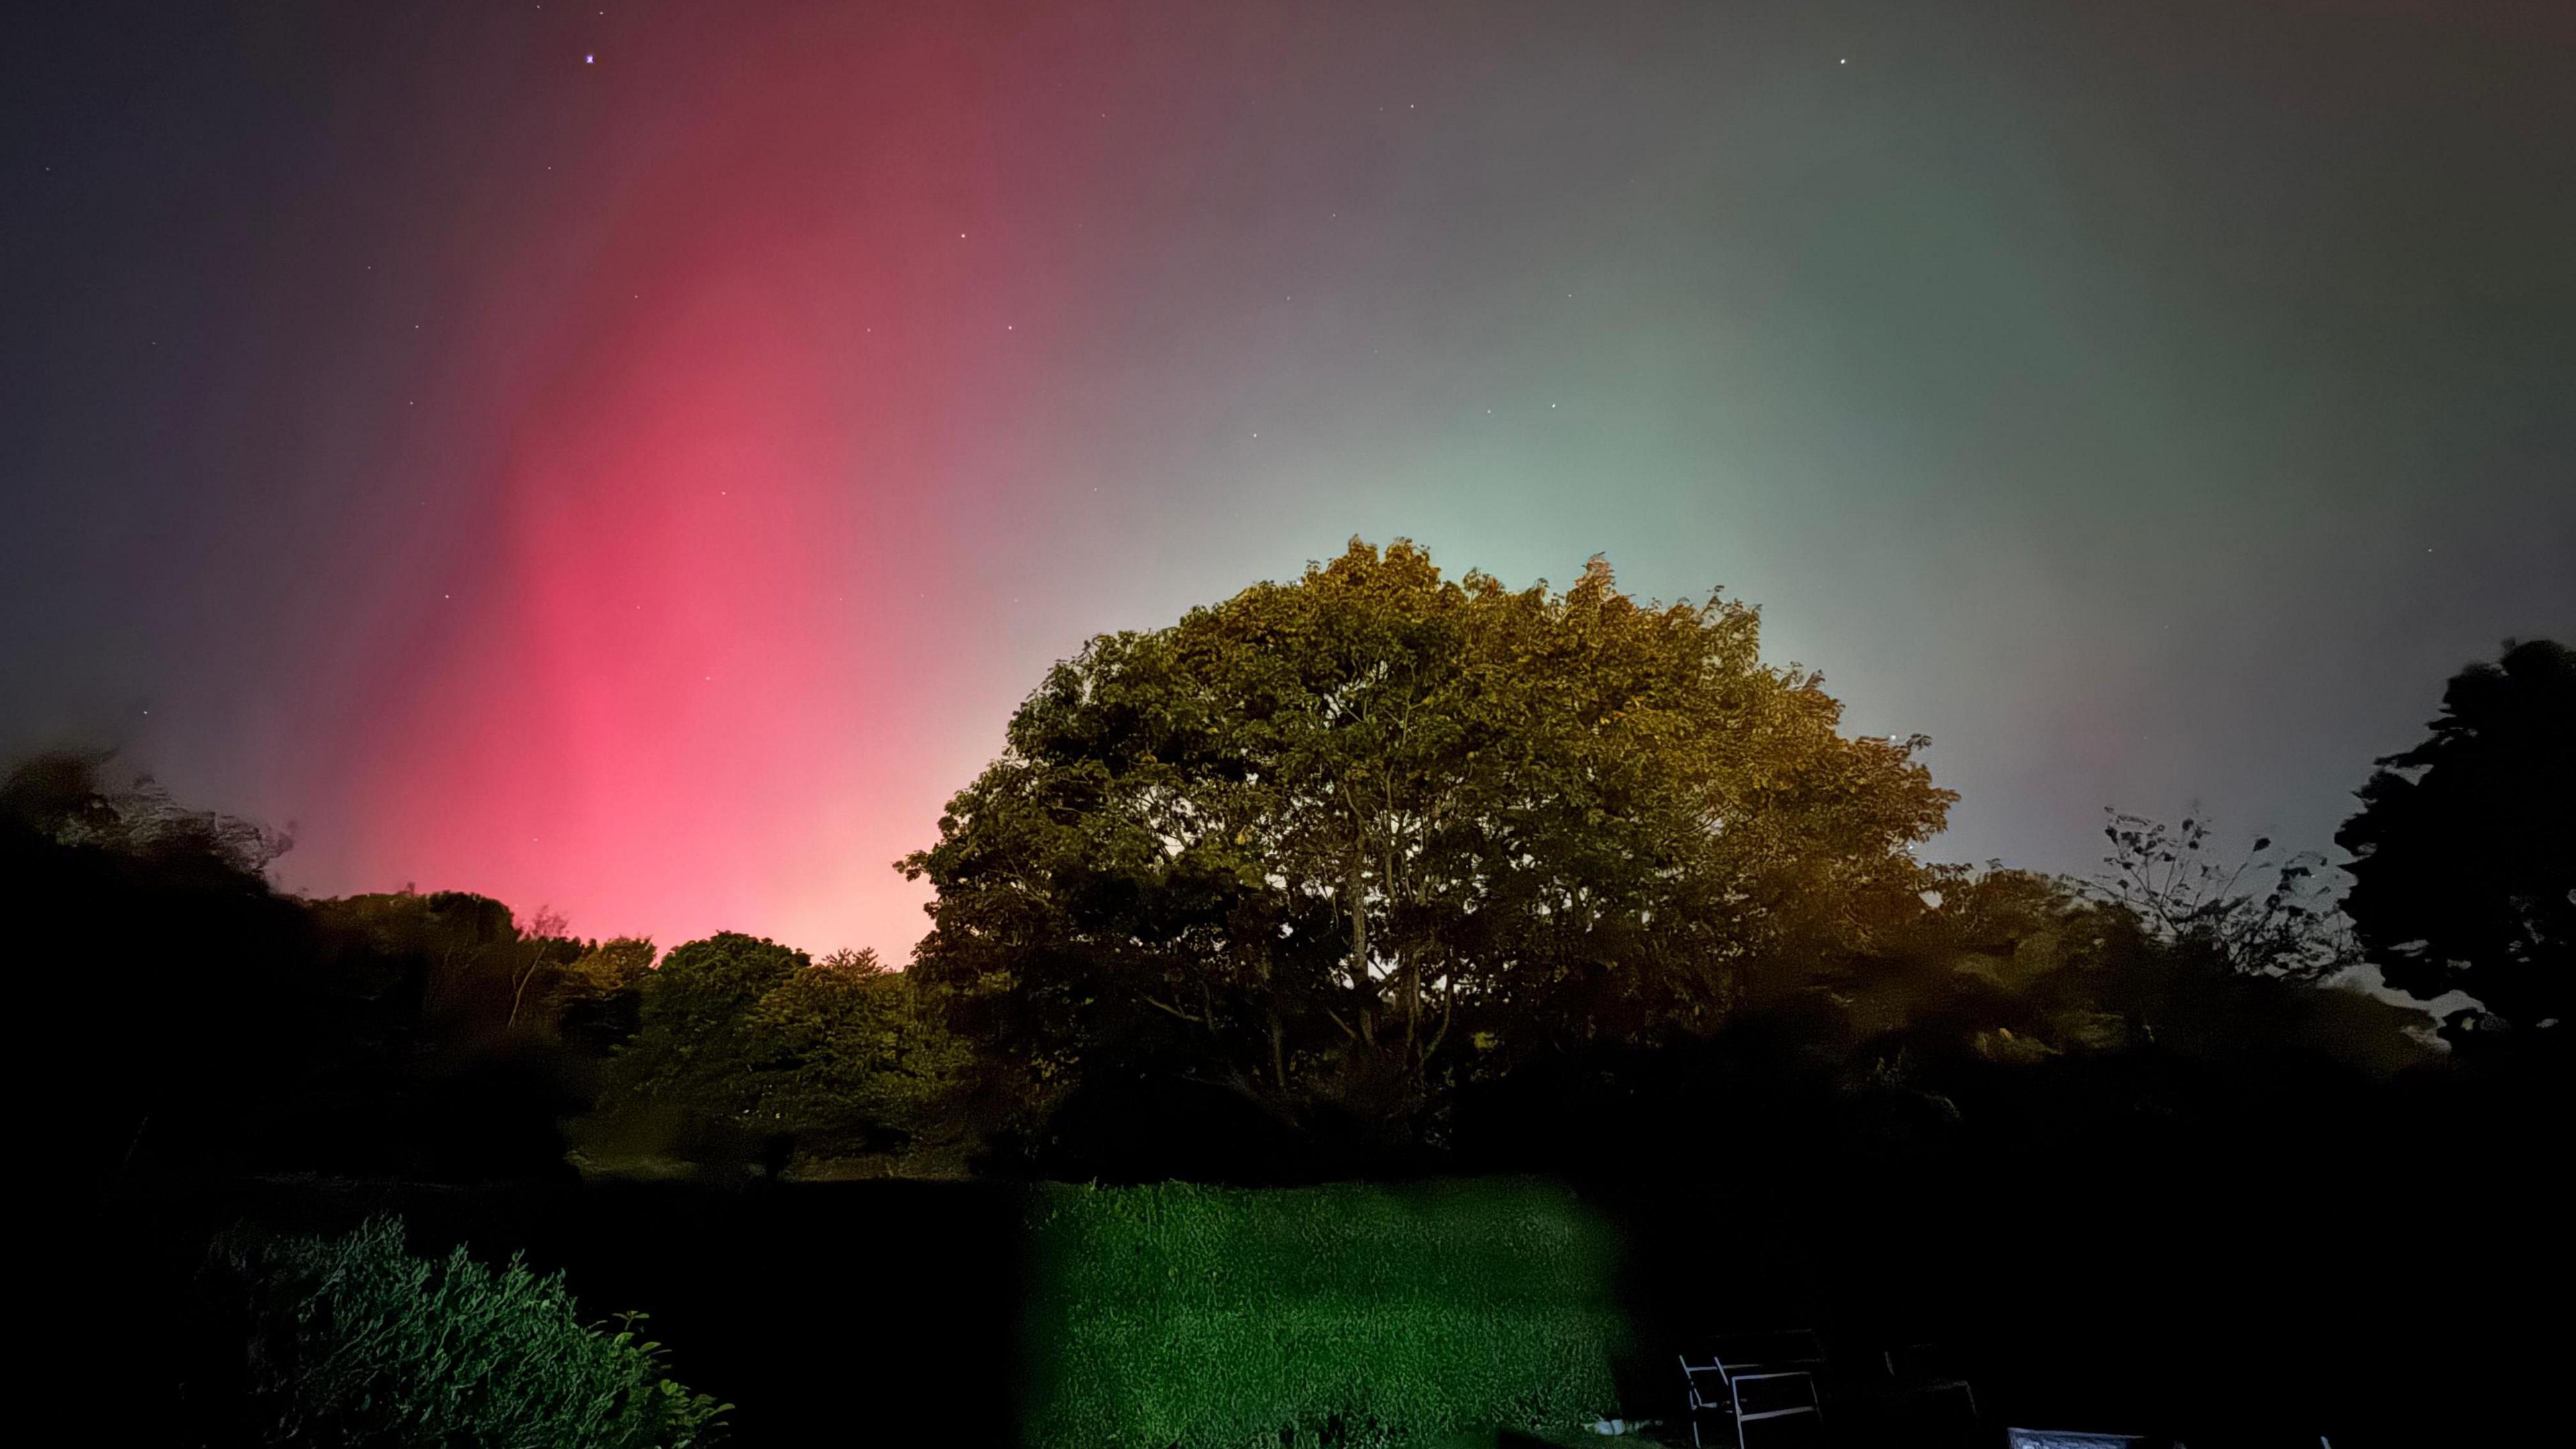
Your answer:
506,906 -> 575,1027
4,747 -> 291,873
3,750 -> 320,1178
312,890 -> 533,1043
2089,808 -> 2357,981
296,890 -> 597,1179
2337,638 -> 2575,1040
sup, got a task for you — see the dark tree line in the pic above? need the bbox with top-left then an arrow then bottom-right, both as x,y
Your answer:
5,549 -> 2563,1197
902,546 -> 2564,1182
5,754 -> 965,1186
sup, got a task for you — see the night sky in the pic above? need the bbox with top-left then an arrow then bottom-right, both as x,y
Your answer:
5,1 -> 2570,960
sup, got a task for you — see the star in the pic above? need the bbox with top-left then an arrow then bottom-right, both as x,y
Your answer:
586,54 -> 596,64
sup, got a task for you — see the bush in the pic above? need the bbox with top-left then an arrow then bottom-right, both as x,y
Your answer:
1025,1179 -> 1625,1449
188,1216 -> 728,1448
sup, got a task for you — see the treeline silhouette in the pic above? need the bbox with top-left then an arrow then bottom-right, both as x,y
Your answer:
3,763 -> 972,1185
11,543 -> 2567,1445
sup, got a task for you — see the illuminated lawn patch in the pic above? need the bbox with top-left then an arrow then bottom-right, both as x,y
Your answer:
1024,1179 -> 1626,1449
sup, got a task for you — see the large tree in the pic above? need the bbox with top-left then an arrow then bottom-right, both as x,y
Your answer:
900,539 -> 1953,1120
2336,638 -> 2575,1039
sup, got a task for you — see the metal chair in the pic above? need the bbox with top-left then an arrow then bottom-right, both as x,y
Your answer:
1678,1331 -> 1829,1448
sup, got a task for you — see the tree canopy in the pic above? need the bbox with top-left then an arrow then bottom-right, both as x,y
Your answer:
2337,637 -> 2575,1039
596,934 -> 971,1162
901,539 -> 1955,1126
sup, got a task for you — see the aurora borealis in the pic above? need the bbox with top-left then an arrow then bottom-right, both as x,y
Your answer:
7,1 -> 2571,959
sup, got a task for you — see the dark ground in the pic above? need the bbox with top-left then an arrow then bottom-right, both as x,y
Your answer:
83,1177 -> 1030,1447
65,1143 -> 2556,1448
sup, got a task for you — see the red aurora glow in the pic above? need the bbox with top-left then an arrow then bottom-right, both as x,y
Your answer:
327,8 -> 1106,956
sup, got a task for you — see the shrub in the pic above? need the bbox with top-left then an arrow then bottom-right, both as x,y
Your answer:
1025,1179 -> 1625,1449
189,1216 -> 728,1448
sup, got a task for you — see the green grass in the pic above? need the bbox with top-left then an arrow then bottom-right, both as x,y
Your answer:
1024,1179 -> 1629,1449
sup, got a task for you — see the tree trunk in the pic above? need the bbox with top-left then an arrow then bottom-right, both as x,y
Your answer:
508,957 -> 540,1027
1346,844 -> 1375,1045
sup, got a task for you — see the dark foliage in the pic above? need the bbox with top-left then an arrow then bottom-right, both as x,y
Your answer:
3,753 -> 596,1184
89,1179 -> 1031,1448
2090,810 -> 2357,981
2338,637 -> 2575,1041
180,1215 -> 727,1448
6,752 -> 329,1181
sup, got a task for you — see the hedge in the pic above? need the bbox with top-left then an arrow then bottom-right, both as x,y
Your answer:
1024,1179 -> 1625,1449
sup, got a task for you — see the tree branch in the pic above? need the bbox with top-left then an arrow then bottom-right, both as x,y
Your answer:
1140,996 -> 1207,1026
